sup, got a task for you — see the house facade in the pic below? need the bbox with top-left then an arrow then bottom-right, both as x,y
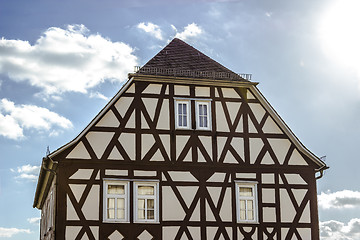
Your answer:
33,38 -> 327,240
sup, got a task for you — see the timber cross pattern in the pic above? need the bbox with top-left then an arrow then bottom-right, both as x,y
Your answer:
52,81 -> 319,240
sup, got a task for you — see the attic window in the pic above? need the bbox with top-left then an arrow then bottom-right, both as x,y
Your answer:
175,100 -> 190,129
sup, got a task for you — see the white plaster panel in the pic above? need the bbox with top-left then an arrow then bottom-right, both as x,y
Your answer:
297,228 -> 311,239
105,169 -> 128,176
80,233 -> 89,240
69,169 -> 93,180
261,152 -> 275,165
189,201 -> 200,221
199,136 -> 212,161
249,138 -> 264,164
95,110 -> 119,127
67,141 -> 91,159
151,149 -> 165,162
226,102 -> 241,124
69,184 -> 86,202
174,85 -> 190,95
207,227 -> 217,239
217,137 -> 226,161
119,133 -> 135,160
216,102 -> 230,132
125,84 -> 135,93
288,148 -> 308,166
125,111 -> 135,128
141,112 -> 150,129
235,115 -> 244,133
142,84 -> 162,94
157,99 -> 169,130
141,134 -> 155,159
86,132 -> 114,159
134,170 -> 157,176
114,97 -> 133,117
299,202 -> 311,223
280,189 -> 296,222
206,201 -> 216,221
292,189 -> 307,206
284,174 -> 307,185
208,172 -> 225,182
176,136 -> 190,160
82,185 -> 99,220
188,227 -> 200,240
177,186 -> 199,208
248,117 -> 258,133
221,88 -> 239,98
224,151 -> 238,164
163,227 -> 179,240
90,226 -> 99,240
247,90 -> 256,99
66,195 -> 79,220
66,226 -> 81,240
207,187 -> 222,205
262,117 -> 283,134
219,188 -> 232,221
263,207 -> 276,222
197,148 -> 207,163
262,189 -> 275,203
160,135 -> 170,159
249,103 -> 266,124
195,86 -> 210,97
137,230 -> 153,240
281,228 -> 289,240
262,173 -> 275,184
236,173 -> 256,179
162,186 -> 186,220
108,147 -> 123,160
142,98 -> 158,121
268,139 -> 291,165
168,171 -> 198,182
231,137 -> 244,161
108,230 -> 124,240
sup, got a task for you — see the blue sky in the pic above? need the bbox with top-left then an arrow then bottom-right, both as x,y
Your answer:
1,0 -> 360,239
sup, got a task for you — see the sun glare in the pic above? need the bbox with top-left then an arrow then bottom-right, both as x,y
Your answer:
319,0 -> 360,69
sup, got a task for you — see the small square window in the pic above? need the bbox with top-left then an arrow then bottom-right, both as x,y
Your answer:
196,101 -> 211,130
134,181 -> 159,223
103,181 -> 129,222
235,182 -> 258,223
175,100 -> 190,129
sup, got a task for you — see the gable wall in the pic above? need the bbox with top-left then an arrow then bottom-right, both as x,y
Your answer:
54,80 -> 319,240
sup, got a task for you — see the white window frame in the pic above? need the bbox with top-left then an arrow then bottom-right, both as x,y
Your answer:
103,180 -> 130,222
235,181 -> 258,223
134,181 -> 159,223
175,100 -> 191,129
196,101 -> 211,130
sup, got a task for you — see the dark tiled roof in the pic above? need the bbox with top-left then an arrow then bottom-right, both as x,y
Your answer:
137,38 -> 250,81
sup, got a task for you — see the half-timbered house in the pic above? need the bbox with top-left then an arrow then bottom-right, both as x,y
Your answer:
33,38 -> 327,240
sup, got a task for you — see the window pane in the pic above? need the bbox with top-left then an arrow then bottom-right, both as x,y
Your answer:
117,198 -> 125,209
147,199 -> 154,209
108,198 -> 115,208
179,114 -> 183,126
183,104 -> 187,114
138,186 -> 154,195
138,209 -> 145,219
107,209 -> 115,219
178,104 -> 182,115
138,199 -> 145,208
108,185 -> 124,195
147,210 -> 155,219
248,200 -> 253,210
239,200 -> 246,210
240,210 -> 246,220
239,187 -> 253,196
248,209 -> 254,220
117,209 -> 125,219
182,116 -> 187,126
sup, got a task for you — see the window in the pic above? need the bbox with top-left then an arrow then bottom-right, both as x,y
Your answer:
196,101 -> 211,130
235,182 -> 258,223
134,181 -> 159,223
103,181 -> 129,222
175,100 -> 190,129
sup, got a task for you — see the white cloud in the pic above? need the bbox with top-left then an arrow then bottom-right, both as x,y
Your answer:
320,219 -> 360,240
27,217 -> 41,225
318,190 -> 360,209
265,12 -> 273,17
11,164 -> 40,181
137,22 -> 163,40
0,227 -> 31,237
0,98 -> 72,140
89,91 -> 109,101
0,24 -> 138,97
174,23 -> 203,41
